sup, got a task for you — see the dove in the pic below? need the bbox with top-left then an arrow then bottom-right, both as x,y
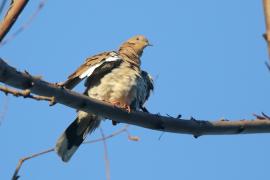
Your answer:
55,35 -> 153,162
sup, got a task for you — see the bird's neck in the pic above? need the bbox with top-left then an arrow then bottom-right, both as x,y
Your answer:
118,46 -> 141,68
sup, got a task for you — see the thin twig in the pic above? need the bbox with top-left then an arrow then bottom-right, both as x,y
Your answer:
100,127 -> 111,180
84,125 -> 130,144
253,112 -> 270,120
0,0 -> 29,42
125,128 -> 140,141
0,85 -> 53,102
12,148 -> 54,180
0,0 -> 47,46
11,125 -> 132,179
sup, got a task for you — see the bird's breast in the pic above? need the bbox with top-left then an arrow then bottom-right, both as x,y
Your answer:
87,62 -> 141,107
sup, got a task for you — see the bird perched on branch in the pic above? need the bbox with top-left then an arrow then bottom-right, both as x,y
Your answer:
55,35 -> 154,162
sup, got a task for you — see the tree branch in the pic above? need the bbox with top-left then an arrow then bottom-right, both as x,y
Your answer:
12,148 -> 54,180
11,125 -> 132,180
0,58 -> 270,137
0,85 -> 53,102
0,0 -> 29,42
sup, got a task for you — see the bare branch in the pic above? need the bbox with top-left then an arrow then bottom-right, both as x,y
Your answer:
0,58 -> 270,137
12,125 -> 132,179
12,148 -> 54,180
0,0 -> 47,46
0,0 -> 29,42
0,85 -> 53,102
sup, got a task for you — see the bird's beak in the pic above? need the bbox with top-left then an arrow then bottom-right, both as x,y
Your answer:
148,43 -> 153,47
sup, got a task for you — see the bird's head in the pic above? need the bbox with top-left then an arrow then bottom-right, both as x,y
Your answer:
119,35 -> 152,57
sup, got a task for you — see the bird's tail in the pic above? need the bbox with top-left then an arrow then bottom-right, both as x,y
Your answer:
55,111 -> 100,162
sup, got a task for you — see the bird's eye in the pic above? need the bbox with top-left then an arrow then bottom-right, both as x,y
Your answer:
136,37 -> 140,40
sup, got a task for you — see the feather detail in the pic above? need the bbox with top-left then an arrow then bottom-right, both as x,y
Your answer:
55,111 -> 101,162
63,51 -> 121,90
79,55 -> 121,79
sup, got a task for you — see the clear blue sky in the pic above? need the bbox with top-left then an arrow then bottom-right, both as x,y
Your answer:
0,0 -> 269,179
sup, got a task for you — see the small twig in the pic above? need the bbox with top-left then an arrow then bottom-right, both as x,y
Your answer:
84,125 -> 130,144
0,0 -> 29,43
265,61 -> 270,71
100,127 -> 111,180
125,128 -> 140,141
261,112 -> 270,120
0,85 -> 53,102
158,132 -> 165,140
11,125 -> 132,179
253,112 -> 270,120
0,0 -> 47,46
12,148 -> 54,180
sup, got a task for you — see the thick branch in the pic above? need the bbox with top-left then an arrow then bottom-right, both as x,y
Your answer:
0,0 -> 29,42
0,58 -> 270,137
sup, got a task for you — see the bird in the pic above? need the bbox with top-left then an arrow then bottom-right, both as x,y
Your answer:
55,35 -> 154,162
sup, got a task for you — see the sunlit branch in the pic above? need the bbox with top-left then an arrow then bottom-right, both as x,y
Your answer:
0,58 -> 270,138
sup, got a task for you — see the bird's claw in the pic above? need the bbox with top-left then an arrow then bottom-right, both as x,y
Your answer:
110,100 -> 131,113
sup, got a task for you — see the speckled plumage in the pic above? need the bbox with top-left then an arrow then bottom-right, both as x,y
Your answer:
55,35 -> 153,162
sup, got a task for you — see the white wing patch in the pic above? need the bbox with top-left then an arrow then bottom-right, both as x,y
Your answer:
105,56 -> 120,62
79,55 -> 121,79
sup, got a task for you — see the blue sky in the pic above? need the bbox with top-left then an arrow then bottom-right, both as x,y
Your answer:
0,0 -> 270,179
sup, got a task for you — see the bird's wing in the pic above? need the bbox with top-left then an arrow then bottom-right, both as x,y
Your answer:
138,70 -> 154,112
63,51 -> 122,90
141,70 -> 154,101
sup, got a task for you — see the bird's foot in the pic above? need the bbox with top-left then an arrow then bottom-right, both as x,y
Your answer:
110,100 -> 131,113
123,104 -> 131,113
110,100 -> 121,107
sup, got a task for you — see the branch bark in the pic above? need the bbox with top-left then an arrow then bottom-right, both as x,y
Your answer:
0,58 -> 270,137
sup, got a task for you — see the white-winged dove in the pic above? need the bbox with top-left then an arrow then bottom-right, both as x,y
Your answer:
55,35 -> 154,162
